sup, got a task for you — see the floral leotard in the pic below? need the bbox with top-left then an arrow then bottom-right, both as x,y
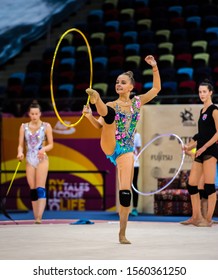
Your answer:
106,96 -> 141,165
23,122 -> 48,168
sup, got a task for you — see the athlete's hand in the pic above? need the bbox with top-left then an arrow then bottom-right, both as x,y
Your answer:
145,55 -> 157,67
83,104 -> 92,117
38,149 -> 47,160
195,146 -> 207,157
17,152 -> 24,161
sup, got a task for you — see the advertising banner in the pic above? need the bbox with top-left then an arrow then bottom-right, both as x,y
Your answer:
1,112 -> 116,211
137,104 -> 200,213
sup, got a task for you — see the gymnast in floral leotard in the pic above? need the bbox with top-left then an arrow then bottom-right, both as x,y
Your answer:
106,95 -> 141,165
17,100 -> 53,224
83,55 -> 161,244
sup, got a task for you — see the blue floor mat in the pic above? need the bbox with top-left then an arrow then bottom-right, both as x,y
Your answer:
70,219 -> 94,225
1,210 -> 211,223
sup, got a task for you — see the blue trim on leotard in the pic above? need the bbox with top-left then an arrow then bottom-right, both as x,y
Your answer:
106,142 -> 134,166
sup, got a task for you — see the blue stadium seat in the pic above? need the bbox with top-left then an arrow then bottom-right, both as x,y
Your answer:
105,20 -> 120,32
59,58 -> 76,71
9,72 -> 25,84
87,9 -> 104,23
177,67 -> 194,82
186,16 -> 202,29
93,57 -> 108,70
58,84 -> 74,98
60,46 -> 75,59
168,5 -> 183,17
162,81 -> 177,93
143,81 -> 153,91
125,43 -> 140,56
122,31 -> 138,44
205,27 -> 218,41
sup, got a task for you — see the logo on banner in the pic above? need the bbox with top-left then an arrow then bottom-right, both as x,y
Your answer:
53,121 -> 76,134
48,181 -> 90,211
180,108 -> 196,127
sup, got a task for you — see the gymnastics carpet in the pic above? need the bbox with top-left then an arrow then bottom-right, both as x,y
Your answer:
1,210 -> 218,261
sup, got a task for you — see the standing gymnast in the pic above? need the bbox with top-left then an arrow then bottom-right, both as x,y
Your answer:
183,80 -> 218,227
181,135 -> 208,224
17,100 -> 53,224
83,55 -> 161,244
131,129 -> 142,216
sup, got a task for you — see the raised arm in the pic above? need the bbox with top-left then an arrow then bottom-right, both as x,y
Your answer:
82,104 -> 104,129
139,55 -> 161,105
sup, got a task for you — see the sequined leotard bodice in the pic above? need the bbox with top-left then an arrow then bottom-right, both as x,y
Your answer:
106,96 -> 141,165
115,95 -> 141,152
24,122 -> 47,168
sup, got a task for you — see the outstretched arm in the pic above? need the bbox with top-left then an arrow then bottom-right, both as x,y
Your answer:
139,55 -> 161,105
82,104 -> 104,129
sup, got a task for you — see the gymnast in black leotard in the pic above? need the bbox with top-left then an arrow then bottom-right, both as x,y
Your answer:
183,80 -> 218,227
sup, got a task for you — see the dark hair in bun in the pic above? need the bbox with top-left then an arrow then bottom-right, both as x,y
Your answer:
199,79 -> 214,93
28,100 -> 41,111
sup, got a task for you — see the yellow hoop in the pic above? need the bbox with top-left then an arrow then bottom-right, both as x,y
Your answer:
50,28 -> 93,127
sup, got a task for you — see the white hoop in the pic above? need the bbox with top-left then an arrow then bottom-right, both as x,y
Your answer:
132,133 -> 185,196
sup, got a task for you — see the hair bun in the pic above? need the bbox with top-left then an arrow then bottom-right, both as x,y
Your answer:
28,100 -> 41,111
32,99 -> 39,105
125,71 -> 133,78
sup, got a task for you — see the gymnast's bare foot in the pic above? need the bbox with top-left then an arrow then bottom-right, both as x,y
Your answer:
35,218 -> 42,224
86,88 -> 99,104
119,234 -> 131,244
180,217 -> 194,225
193,218 -> 212,227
